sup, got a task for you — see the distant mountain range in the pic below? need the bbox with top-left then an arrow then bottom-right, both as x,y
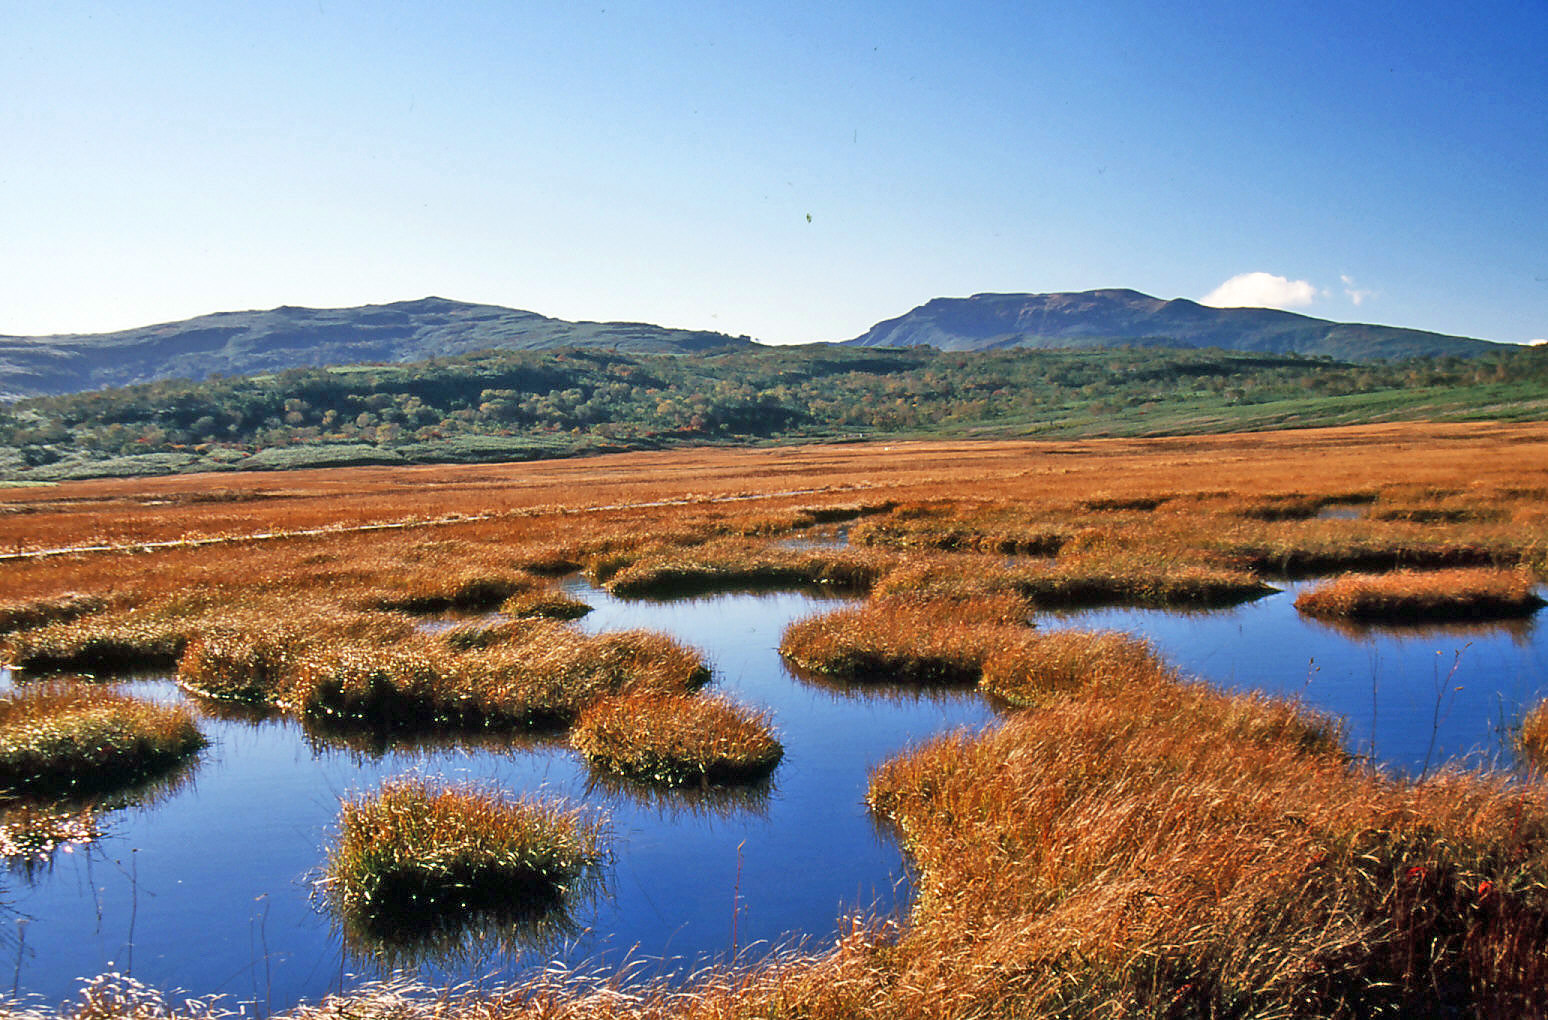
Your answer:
0,297 -> 754,399
0,290 -> 1508,398
842,289 -> 1503,361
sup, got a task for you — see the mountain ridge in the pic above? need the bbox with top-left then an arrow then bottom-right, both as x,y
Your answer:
0,296 -> 755,399
842,290 -> 1503,360
0,289 -> 1511,399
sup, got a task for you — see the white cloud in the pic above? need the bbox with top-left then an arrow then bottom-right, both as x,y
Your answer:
1341,274 -> 1375,306
1529,339 -> 1548,347
1201,272 -> 1319,310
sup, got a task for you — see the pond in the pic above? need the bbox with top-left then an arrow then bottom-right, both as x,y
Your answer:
1043,579 -> 1548,776
2,574 -> 1544,1012
0,582 -> 992,1012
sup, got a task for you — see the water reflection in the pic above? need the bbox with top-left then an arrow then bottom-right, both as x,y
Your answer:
581,768 -> 774,821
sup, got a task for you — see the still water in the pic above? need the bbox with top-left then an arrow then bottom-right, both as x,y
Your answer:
1,582 -> 992,1011
1044,580 -> 1548,775
2,576 -> 1544,1011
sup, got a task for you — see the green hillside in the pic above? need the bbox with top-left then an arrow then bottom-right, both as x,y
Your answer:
2,343 -> 1544,482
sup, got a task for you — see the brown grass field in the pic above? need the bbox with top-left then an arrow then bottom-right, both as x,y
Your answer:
4,421 -> 1548,1018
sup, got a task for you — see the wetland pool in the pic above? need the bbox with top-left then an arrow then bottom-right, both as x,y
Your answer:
1,574 -> 1544,1012
0,583 -> 992,1011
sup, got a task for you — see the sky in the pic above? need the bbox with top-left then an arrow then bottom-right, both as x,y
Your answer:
3,1 -> 1546,345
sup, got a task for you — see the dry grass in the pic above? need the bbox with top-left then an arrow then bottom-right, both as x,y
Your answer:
0,592 -> 110,635
6,425 -> 1548,1018
978,629 -> 1173,707
1519,701 -> 1548,772
779,594 -> 1029,686
603,540 -> 889,597
322,776 -> 604,957
287,626 -> 709,732
500,588 -> 593,620
1295,568 -> 1547,623
572,691 -> 783,786
0,682 -> 205,797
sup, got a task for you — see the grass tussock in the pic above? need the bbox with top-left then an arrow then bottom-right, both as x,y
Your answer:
779,594 -> 1028,686
572,691 -> 783,787
851,514 -> 1067,555
0,683 -> 205,797
979,629 -> 1172,707
1011,553 -> 1274,609
287,625 -> 709,731
0,592 -> 109,635
866,683 -> 1540,1019
1521,701 -> 1548,771
323,777 -> 604,952
604,540 -> 889,598
499,588 -> 593,620
3,610 -> 192,674
1295,568 -> 1547,623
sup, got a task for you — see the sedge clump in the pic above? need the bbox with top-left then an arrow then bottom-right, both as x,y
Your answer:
572,691 -> 783,787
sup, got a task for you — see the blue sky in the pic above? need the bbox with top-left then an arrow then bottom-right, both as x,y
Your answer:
3,1 -> 1545,344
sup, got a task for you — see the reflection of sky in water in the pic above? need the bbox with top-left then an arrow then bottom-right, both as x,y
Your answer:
0,583 -> 992,1012
1042,581 -> 1548,776
3,575 -> 1543,1010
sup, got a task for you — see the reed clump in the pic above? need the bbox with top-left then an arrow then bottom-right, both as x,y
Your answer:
851,514 -> 1067,556
1295,568 -> 1547,623
323,777 -> 604,943
572,691 -> 783,786
604,541 -> 889,598
499,588 -> 592,620
979,629 -> 1171,707
867,681 -> 1537,1018
0,592 -> 110,635
3,610 -> 192,674
287,625 -> 709,731
1010,553 -> 1274,608
0,683 -> 205,796
779,594 -> 1028,686
1520,700 -> 1548,771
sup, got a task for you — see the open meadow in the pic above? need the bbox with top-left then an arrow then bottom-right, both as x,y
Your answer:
1,422 -> 1547,1019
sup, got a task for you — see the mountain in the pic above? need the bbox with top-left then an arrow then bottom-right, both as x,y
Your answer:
841,289 -> 1505,360
0,297 -> 755,399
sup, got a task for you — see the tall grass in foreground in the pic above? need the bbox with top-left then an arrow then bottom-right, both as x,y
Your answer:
1520,700 -> 1548,771
1295,567 -> 1547,623
868,683 -> 1542,1018
572,691 -> 783,787
0,683 -> 204,796
322,777 -> 604,960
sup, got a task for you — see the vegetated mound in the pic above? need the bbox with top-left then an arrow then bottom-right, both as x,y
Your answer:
843,288 -> 1506,360
0,296 -> 755,398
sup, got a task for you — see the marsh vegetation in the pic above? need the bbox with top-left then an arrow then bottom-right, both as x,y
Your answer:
2,424 -> 1546,1018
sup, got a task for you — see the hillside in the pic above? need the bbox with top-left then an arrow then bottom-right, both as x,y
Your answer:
843,289 -> 1505,360
0,297 -> 754,399
2,343 -> 1544,482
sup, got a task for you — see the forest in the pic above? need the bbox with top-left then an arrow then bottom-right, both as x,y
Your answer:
2,342 -> 1544,480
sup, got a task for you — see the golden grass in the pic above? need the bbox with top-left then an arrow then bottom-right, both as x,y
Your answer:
603,540 -> 890,597
6,425 -> 1548,1017
1518,701 -> 1548,771
572,691 -> 783,786
779,594 -> 1029,686
322,776 -> 604,957
978,629 -> 1172,707
0,592 -> 110,635
500,588 -> 593,620
1295,568 -> 1547,623
287,625 -> 709,731
4,609 -> 193,673
0,682 -> 205,797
